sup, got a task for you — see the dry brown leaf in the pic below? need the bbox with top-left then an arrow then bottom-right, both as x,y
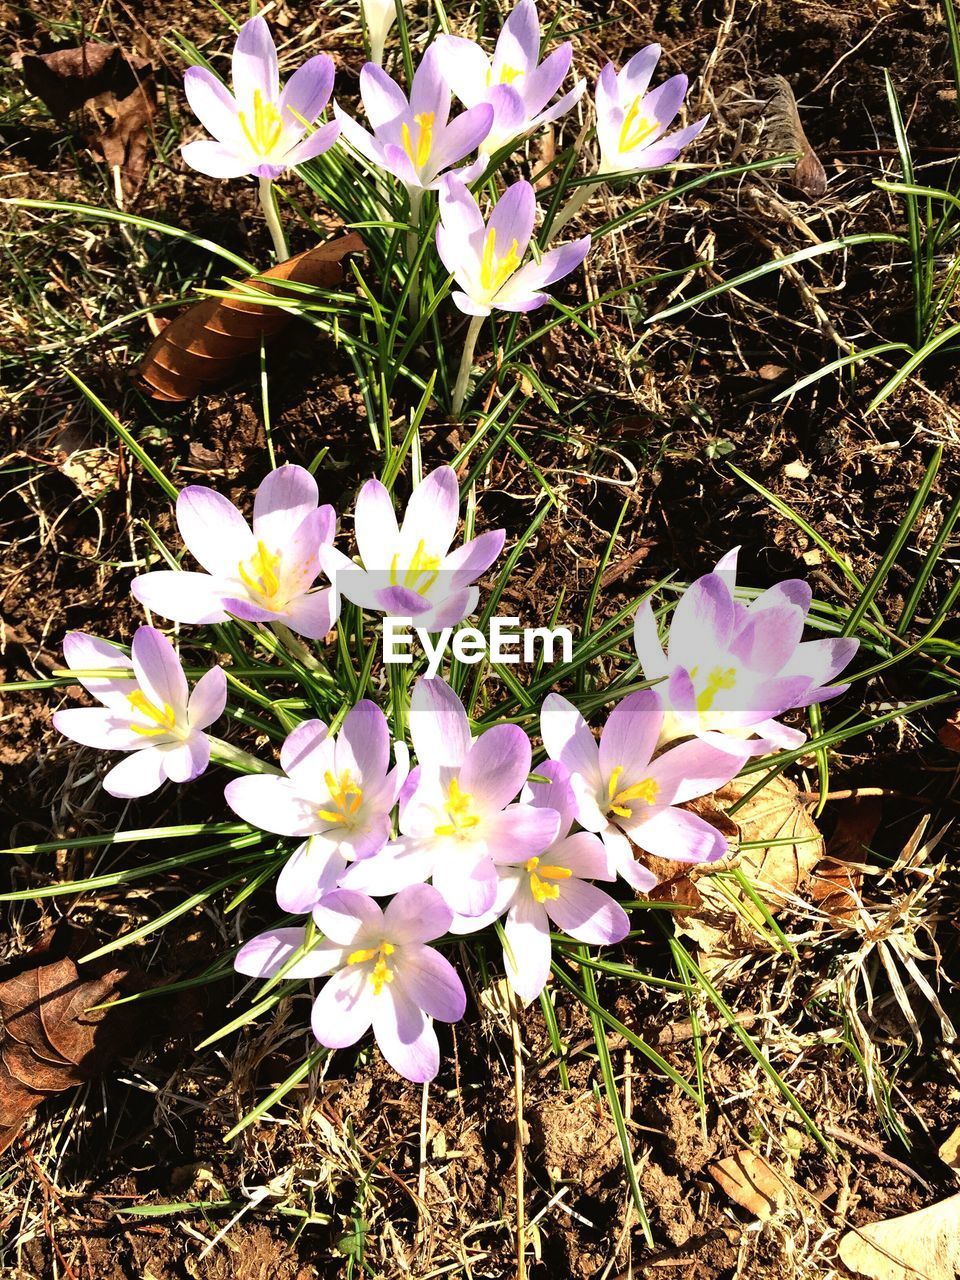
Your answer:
838,1192 -> 960,1280
0,931 -> 138,1154
939,1126 -> 960,1174
938,711 -> 960,754
807,796 -> 879,922
138,234 -> 364,402
709,1149 -> 792,1220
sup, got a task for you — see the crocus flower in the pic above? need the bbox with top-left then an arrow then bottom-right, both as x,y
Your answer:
53,627 -> 226,798
132,465 -> 339,641
342,677 -> 560,918
319,465 -> 504,631
540,688 -> 748,890
333,45 -> 493,199
237,885 -> 466,1082
452,761 -> 629,1003
632,548 -> 860,752
595,44 -> 708,175
181,15 -> 339,179
434,0 -> 585,155
362,0 -> 401,66
224,703 -> 409,913
437,175 -> 590,316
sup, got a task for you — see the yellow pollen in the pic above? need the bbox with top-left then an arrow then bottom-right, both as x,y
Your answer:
524,855 -> 573,903
237,540 -> 283,606
607,765 -> 660,819
695,666 -> 737,713
401,111 -> 435,170
479,227 -> 522,295
388,539 -> 442,593
619,95 -> 658,154
316,768 -> 364,825
127,689 -> 177,737
237,88 -> 285,158
434,777 -> 481,838
347,941 -> 396,995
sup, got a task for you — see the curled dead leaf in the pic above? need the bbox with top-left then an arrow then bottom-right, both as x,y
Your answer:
838,1192 -> 960,1280
709,1148 -> 793,1220
138,234 -> 364,402
938,710 -> 960,754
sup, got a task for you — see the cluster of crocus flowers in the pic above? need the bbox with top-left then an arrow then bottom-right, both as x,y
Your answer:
53,458 -> 857,1082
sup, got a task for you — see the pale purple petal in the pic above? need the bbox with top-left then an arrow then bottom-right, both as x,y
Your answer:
730,606 -> 806,674
668,573 -> 734,667
528,78 -> 585,131
488,180 -> 536,261
437,174 -> 485,271
383,883 -> 454,945
410,44 -> 450,123
232,14 -> 279,115
311,966 -> 375,1047
550,830 -> 611,880
224,774 -> 320,836
632,599 -> 668,679
354,478 -> 400,568
483,804 -> 561,863
569,771 -> 610,833
278,588 -> 339,640
494,235 -> 589,308
177,485 -> 254,577
279,54 -> 334,129
504,892 -> 552,1004
523,758 -> 576,837
187,666 -> 227,731
53,707 -> 145,752
603,826 -> 659,891
521,42 -> 572,115
451,289 -> 492,316
448,869 -> 521,934
131,571 -> 231,625
624,117 -> 707,170
103,746 -> 168,798
276,838 -> 349,913
548,880 -> 629,945
338,839 -> 435,896
428,104 -> 494,177
333,104 -> 386,167
61,631 -> 134,707
281,718 -> 332,780
620,44 -> 662,102
409,585 -> 479,630
180,140 -> 253,178
784,637 -> 859,689
359,61 -> 409,130
161,732 -> 210,783
251,465 -> 319,550
409,676 -> 471,773
442,528 -> 505,587
394,944 -> 465,1019
183,66 -> 241,145
283,120 -> 341,165
493,0 -> 540,81
598,688 -> 661,782
641,73 -> 688,138
371,983 -> 439,1081
630,806 -> 728,865
433,36 -> 491,108
331,701 -> 388,785
236,927 -> 341,979
400,466 -> 460,561
130,627 -> 188,719
540,693 -> 600,786
432,849 -> 497,917
458,724 -> 531,811
312,889 -> 384,945
645,737 -> 747,806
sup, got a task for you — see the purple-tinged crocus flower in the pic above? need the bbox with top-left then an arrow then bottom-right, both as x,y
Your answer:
632,548 -> 860,753
132,465 -> 338,641
181,16 -> 339,180
434,0 -> 585,155
342,677 -> 560,919
333,45 -> 494,200
53,627 -> 226,798
437,175 -> 590,316
451,760 -> 629,1003
224,703 -> 409,913
237,885 -> 466,1082
595,44 -> 708,175
320,465 -> 504,631
540,688 -> 748,890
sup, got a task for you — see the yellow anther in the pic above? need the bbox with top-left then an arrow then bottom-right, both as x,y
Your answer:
347,941 -> 396,994
401,111 -> 435,170
388,540 -> 442,593
479,227 -> 521,295
237,540 -> 283,605
127,689 -> 177,737
434,777 -> 481,838
695,666 -> 737,714
316,769 -> 364,825
619,95 -> 657,154
607,765 -> 660,819
524,855 -> 573,903
238,88 -> 285,157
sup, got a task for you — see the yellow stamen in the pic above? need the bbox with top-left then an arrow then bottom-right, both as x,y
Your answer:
127,689 -> 177,737
388,539 -> 442,593
485,63 -> 524,88
316,768 -> 364,825
607,764 -> 660,819
237,88 -> 285,158
479,226 -> 521,295
347,941 -> 396,994
695,666 -> 737,713
434,777 -> 480,837
619,95 -> 658,154
237,540 -> 283,606
401,111 -> 435,170
525,855 -> 573,903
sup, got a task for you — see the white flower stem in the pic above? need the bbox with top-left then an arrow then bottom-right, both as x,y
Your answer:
207,737 -> 282,775
451,314 -> 485,420
258,176 -> 289,262
405,187 -> 423,324
273,621 -> 323,672
545,176 -> 603,245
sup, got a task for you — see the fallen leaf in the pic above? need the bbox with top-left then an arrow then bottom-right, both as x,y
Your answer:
807,796 -> 879,923
838,1192 -> 960,1280
939,1126 -> 960,1174
938,711 -> 960,754
709,1149 -> 792,1220
138,234 -> 364,402
0,930 -> 139,1154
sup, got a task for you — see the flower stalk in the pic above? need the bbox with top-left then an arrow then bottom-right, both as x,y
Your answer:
451,314 -> 484,419
258,177 -> 289,261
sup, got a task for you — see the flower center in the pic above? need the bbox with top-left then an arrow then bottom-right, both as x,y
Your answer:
316,769 -> 364,825
479,226 -> 521,295
524,855 -> 573,903
619,95 -> 658,154
347,941 -> 396,995
434,777 -> 480,838
238,88 -> 285,158
388,539 -> 442,594
237,540 -> 283,607
691,665 -> 738,713
607,765 -> 660,819
401,111 -> 435,171
127,689 -> 178,737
